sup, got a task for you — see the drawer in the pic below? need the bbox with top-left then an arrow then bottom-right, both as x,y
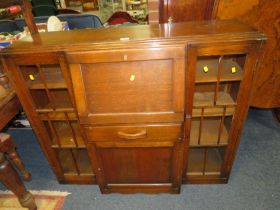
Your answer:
84,124 -> 182,142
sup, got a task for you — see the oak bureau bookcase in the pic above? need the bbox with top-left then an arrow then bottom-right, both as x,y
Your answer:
0,20 -> 266,194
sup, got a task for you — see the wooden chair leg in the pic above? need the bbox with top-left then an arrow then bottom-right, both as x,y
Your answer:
0,133 -> 37,209
0,153 -> 37,210
0,133 -> 31,181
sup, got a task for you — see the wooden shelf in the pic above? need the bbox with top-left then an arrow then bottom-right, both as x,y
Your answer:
193,92 -> 214,107
36,107 -> 74,113
192,91 -> 236,117
39,111 -> 78,121
190,119 -> 229,147
196,59 -> 243,83
216,92 -> 236,106
187,148 -> 223,176
36,103 -> 74,113
52,145 -> 86,148
193,92 -> 236,107
192,106 -> 235,117
49,121 -> 85,148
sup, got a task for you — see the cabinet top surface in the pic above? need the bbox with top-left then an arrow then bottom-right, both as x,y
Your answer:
1,20 -> 266,54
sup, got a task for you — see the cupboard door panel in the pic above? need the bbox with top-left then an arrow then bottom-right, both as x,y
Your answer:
87,138 -> 184,193
97,147 -> 173,184
82,60 -> 173,113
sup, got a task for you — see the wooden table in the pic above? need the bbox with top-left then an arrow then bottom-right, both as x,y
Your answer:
0,90 -> 20,129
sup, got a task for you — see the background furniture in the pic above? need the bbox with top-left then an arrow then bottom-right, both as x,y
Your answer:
1,20 -> 265,193
31,0 -> 59,16
31,0 -> 57,8
32,6 -> 80,17
98,0 -> 147,22
56,14 -> 102,28
107,11 -> 138,25
0,5 -> 22,20
82,0 -> 98,11
0,20 -> 21,32
57,8 -> 80,14
159,0 -> 218,23
32,5 -> 58,16
0,0 -> 39,37
0,14 -> 102,31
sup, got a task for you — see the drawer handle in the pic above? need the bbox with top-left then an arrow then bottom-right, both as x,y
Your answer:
117,129 -> 147,140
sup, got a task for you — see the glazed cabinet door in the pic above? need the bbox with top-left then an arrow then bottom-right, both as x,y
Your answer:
85,123 -> 184,193
184,42 -> 260,183
2,53 -> 95,184
67,47 -> 185,124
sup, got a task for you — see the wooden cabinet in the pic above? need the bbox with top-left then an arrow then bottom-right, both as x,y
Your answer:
0,20 -> 265,193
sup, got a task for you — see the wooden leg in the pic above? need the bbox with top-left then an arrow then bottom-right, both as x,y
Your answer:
273,108 -> 280,123
0,153 -> 37,210
0,133 -> 31,181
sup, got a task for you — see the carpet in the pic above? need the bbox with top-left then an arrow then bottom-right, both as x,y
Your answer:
1,109 -> 279,210
0,190 -> 70,210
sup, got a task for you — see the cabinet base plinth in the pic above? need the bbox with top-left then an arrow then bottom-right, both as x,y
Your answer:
58,175 -> 96,184
99,183 -> 180,194
184,175 -> 228,184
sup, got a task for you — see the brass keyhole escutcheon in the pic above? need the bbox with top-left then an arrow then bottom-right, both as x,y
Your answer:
203,66 -> 209,73
130,74 -> 135,81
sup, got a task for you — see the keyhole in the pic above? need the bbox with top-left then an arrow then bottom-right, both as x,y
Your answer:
130,74 -> 135,81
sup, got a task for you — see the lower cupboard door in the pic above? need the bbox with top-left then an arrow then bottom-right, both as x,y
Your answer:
87,142 -> 183,193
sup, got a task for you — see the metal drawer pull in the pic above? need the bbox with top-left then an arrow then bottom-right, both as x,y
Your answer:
117,129 -> 147,140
